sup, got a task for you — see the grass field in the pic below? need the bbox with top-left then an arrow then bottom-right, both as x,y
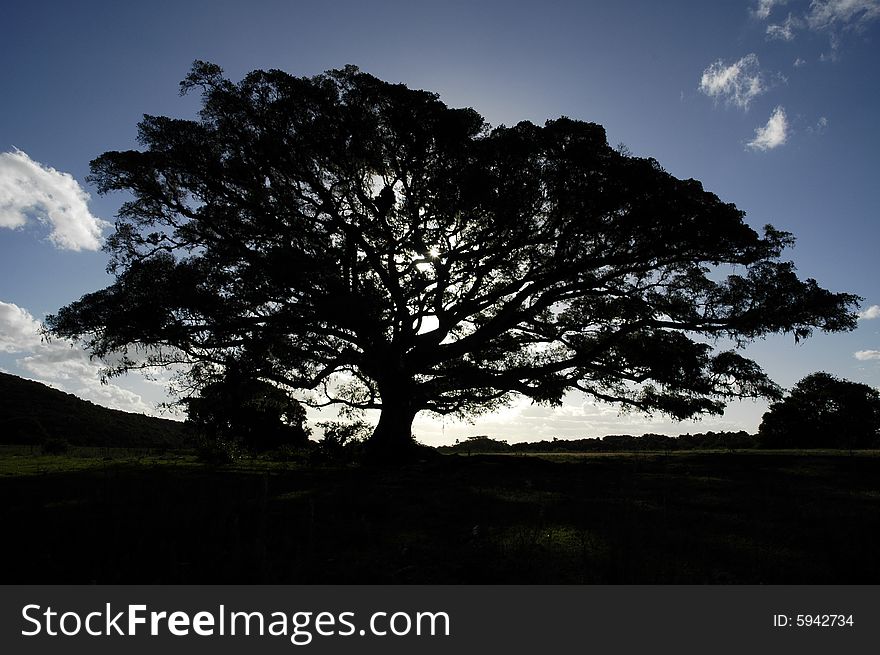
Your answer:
3,447 -> 879,583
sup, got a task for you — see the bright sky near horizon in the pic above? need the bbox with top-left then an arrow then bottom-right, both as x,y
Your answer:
1,0 -> 878,445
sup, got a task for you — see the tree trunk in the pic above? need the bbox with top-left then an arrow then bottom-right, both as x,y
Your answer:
365,381 -> 419,459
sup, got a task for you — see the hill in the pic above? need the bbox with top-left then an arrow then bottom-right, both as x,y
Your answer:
0,372 -> 186,448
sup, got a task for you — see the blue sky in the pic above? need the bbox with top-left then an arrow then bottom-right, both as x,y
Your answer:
1,0 -> 878,444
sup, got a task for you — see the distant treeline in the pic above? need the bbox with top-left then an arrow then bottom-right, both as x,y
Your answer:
0,372 -> 186,448
440,431 -> 763,454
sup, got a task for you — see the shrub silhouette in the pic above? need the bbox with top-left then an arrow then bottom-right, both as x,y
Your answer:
41,437 -> 71,455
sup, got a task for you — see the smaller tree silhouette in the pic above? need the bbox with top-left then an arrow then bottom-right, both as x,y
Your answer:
186,362 -> 310,455
759,372 -> 880,449
315,420 -> 371,461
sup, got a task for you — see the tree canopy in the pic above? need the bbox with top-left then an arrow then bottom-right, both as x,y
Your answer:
759,372 -> 880,449
47,61 -> 860,456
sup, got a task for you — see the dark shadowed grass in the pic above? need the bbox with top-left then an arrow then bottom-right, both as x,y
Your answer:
2,449 -> 879,583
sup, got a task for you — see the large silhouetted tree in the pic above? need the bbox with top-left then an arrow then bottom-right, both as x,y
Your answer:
47,62 -> 860,457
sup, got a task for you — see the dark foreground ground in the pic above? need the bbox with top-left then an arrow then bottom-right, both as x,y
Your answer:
3,449 -> 879,583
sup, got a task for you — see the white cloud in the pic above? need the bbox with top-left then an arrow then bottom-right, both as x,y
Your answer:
753,1 -> 880,55
819,32 -> 843,60
753,0 -> 787,19
0,299 -> 154,414
767,13 -> 801,39
699,54 -> 767,110
807,0 -> 880,30
855,350 -> 880,361
0,301 -> 44,352
0,149 -> 108,251
747,106 -> 789,150
858,305 -> 880,320
794,57 -> 808,66
807,115 -> 830,134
